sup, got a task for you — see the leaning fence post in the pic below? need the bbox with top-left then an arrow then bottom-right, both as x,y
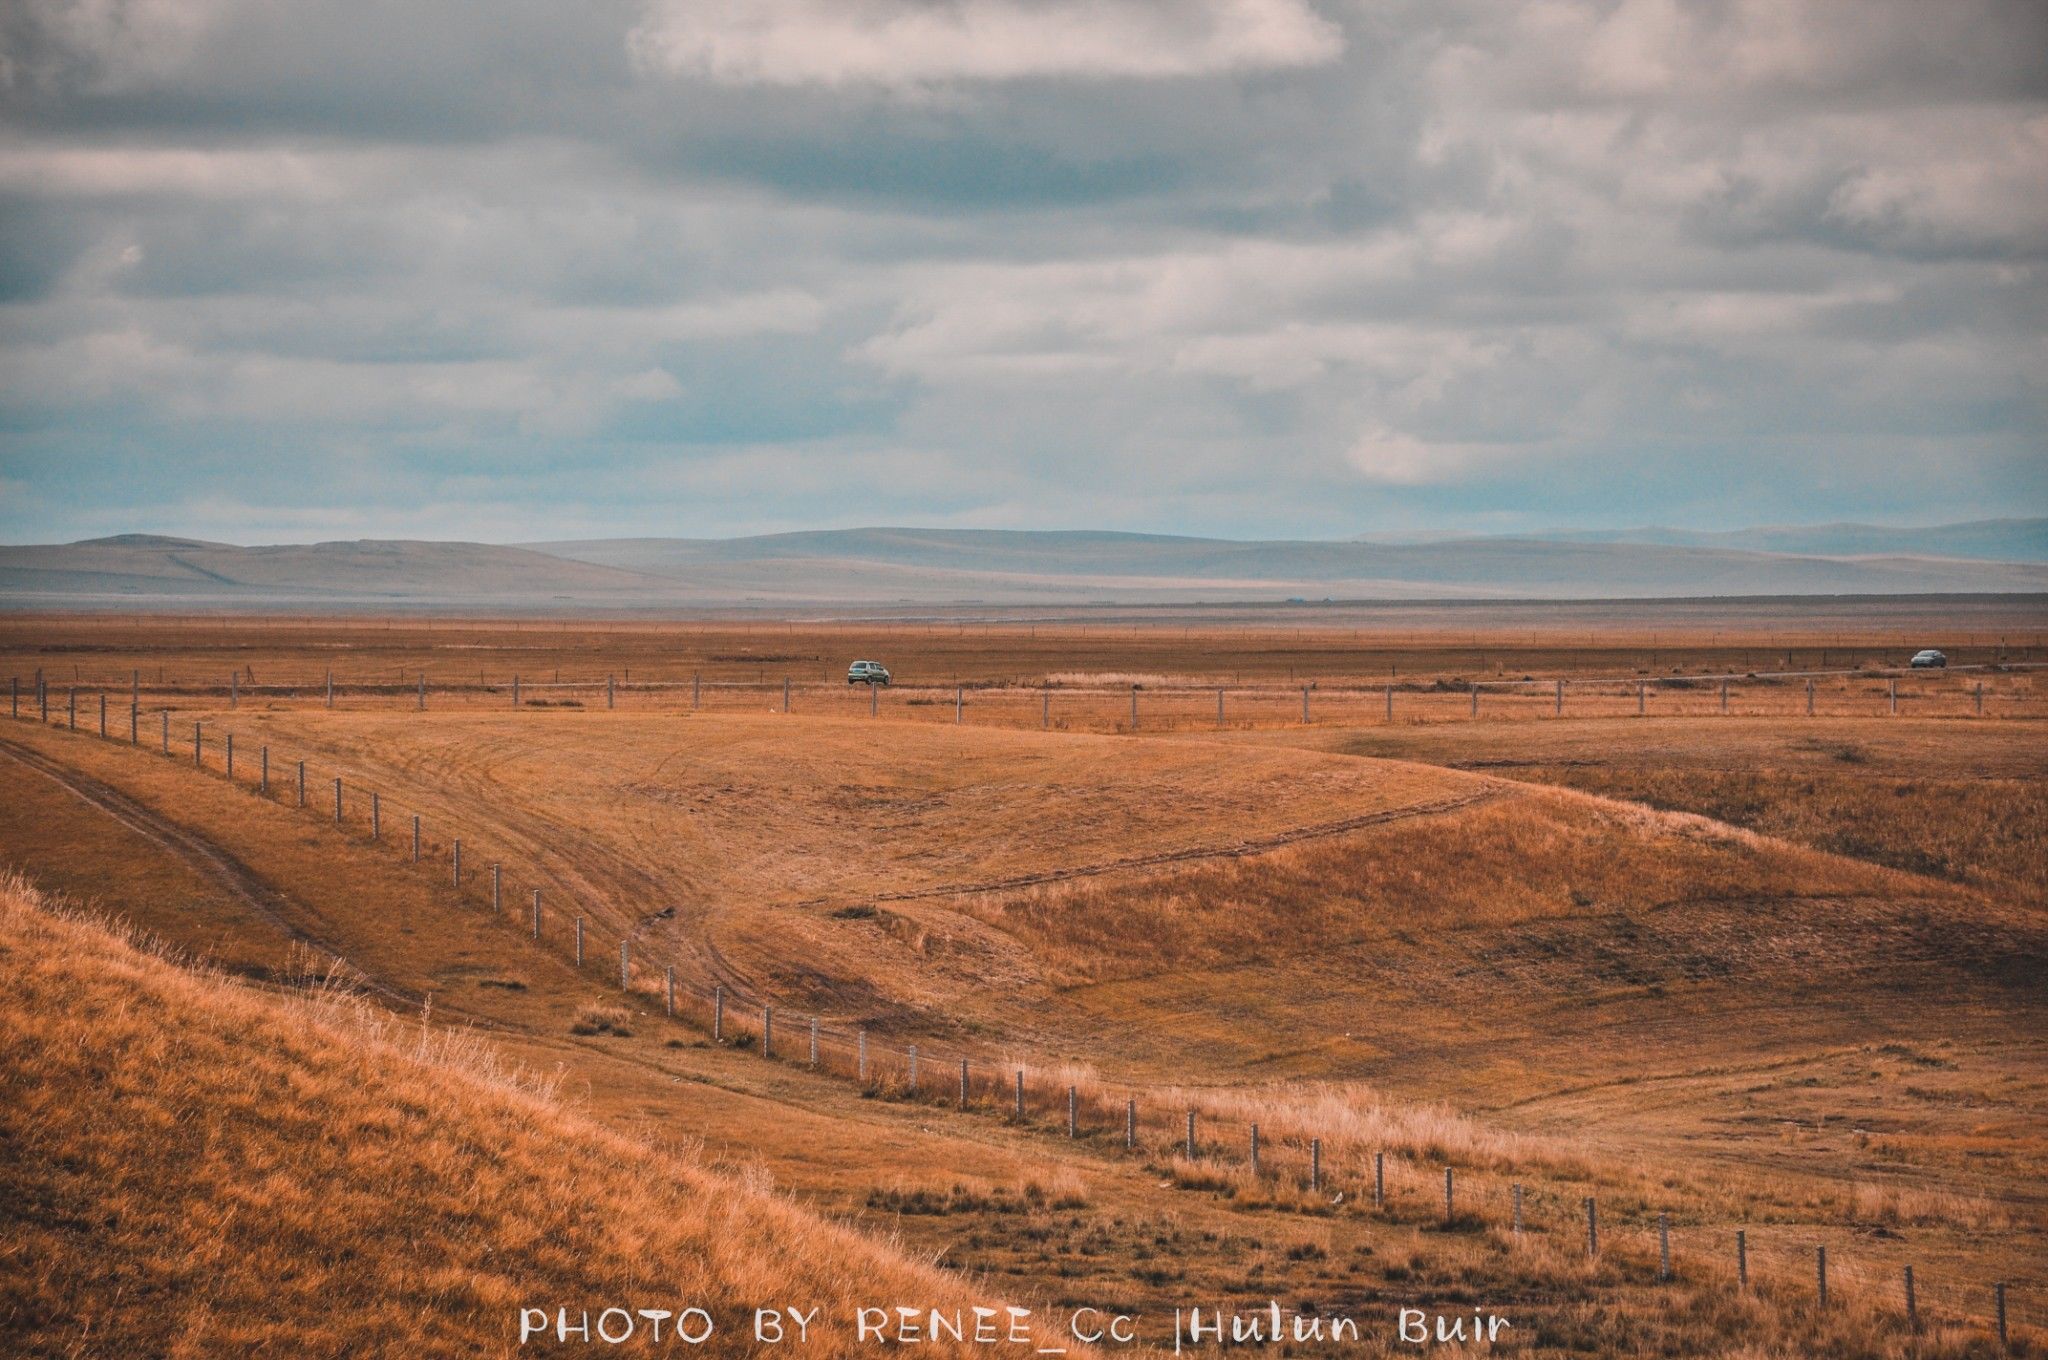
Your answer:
1586,1197 -> 1598,1256
1737,1229 -> 1747,1289
1067,1086 -> 1078,1139
1658,1212 -> 1671,1281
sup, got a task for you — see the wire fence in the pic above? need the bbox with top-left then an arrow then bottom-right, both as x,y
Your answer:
7,663 -> 2045,735
5,694 -> 2042,1349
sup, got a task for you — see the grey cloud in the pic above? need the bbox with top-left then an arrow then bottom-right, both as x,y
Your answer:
0,0 -> 2044,545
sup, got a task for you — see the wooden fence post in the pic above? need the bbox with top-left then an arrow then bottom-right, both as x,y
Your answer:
1127,1098 -> 1137,1150
1816,1245 -> 1827,1306
1556,678 -> 1564,715
1042,688 -> 1049,729
1889,678 -> 1897,715
1067,1086 -> 1078,1138
1658,1212 -> 1670,1280
575,916 -> 584,967
99,692 -> 107,738
225,731 -> 233,777
761,1006 -> 772,1058
1249,1122 -> 1259,1174
1310,1137 -> 1321,1191
1444,1167 -> 1454,1222
1131,686 -> 1139,729
531,888 -> 541,940
1995,1282 -> 2007,1348
371,792 -> 380,839
607,675 -> 614,709
1806,677 -> 1814,715
619,940 -> 628,990
906,1045 -> 917,1092
1976,681 -> 1984,715
193,721 -> 200,765
1385,685 -> 1393,721
260,746 -> 268,793
665,966 -> 675,1017
1302,686 -> 1310,724
1512,1183 -> 1522,1234
296,759 -> 305,806
411,813 -> 420,861
418,673 -> 426,710
512,675 -> 520,707
333,778 -> 342,823
492,863 -> 501,914
68,687 -> 76,731
230,672 -> 237,709
811,1018 -> 820,1067
131,671 -> 139,742
326,670 -> 333,708
1720,679 -> 1728,713
1637,681 -> 1646,715
1015,1069 -> 1025,1119
1375,1152 -> 1384,1207
713,984 -> 723,1041
782,678 -> 790,713
959,1059 -> 968,1107
1471,685 -> 1479,718
1903,1265 -> 1915,1326
871,683 -> 878,717
1737,1229 -> 1747,1289
1217,688 -> 1225,727
858,1028 -> 867,1082
693,673 -> 700,709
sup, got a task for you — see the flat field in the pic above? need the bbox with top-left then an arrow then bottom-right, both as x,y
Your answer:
2,608 -> 2044,1356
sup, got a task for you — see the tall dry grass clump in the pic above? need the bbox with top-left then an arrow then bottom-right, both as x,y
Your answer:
0,873 -> 1028,1358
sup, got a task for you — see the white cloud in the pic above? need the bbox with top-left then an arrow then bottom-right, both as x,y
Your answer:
628,0 -> 1341,88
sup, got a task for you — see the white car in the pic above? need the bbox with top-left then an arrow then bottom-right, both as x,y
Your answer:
847,660 -> 891,685
1909,649 -> 1947,669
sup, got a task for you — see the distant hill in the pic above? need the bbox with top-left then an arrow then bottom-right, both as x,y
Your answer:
2,524 -> 2044,609
1511,519 -> 2048,562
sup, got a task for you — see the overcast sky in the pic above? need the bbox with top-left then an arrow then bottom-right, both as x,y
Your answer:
1,0 -> 2044,545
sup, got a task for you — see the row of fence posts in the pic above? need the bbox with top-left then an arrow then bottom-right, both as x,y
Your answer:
3,687 -> 2029,1349
12,668 -> 2001,730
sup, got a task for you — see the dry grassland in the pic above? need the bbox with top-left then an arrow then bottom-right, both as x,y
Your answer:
3,612 -> 2044,1355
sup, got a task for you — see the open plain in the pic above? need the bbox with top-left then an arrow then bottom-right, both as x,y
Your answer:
3,607 -> 2044,1356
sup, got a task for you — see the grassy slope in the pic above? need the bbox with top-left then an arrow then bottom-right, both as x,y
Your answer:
0,874 -> 1010,1359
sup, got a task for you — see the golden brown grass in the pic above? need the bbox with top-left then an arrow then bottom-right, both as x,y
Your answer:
0,873 -> 1024,1359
